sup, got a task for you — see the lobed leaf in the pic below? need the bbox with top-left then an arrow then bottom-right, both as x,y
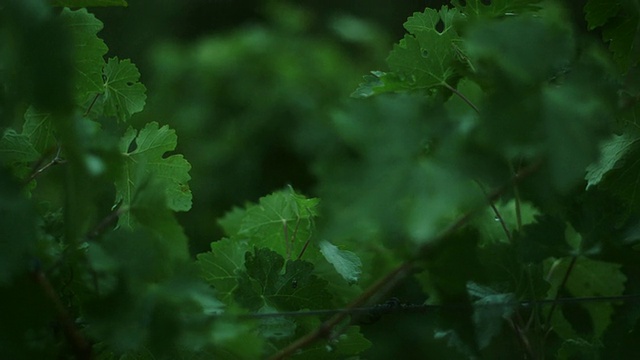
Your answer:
115,122 -> 192,227
102,57 -> 147,123
318,240 -> 362,284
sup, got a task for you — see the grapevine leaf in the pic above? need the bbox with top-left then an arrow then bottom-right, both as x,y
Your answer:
516,215 -> 574,263
217,206 -> 247,237
318,240 -> 362,284
386,7 -> 460,90
584,0 -> 621,29
557,338 -> 600,360
467,282 -> 517,349
601,4 -> 640,70
52,0 -> 128,7
197,238 -> 251,304
598,143 -> 640,210
239,187 -> 318,258
256,305 -> 297,340
0,129 -> 40,164
234,248 -> 332,311
21,107 -> 56,155
451,0 -> 542,18
115,122 -> 192,227
102,57 -> 147,123
545,256 -> 627,338
586,133 -> 639,189
59,8 -> 108,102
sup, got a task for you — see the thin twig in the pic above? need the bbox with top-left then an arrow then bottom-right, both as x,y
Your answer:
475,180 -> 512,242
24,146 -> 66,184
33,268 -> 92,360
544,256 -> 577,330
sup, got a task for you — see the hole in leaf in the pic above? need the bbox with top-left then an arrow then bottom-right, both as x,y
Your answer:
480,0 -> 491,5
458,0 -> 466,5
126,82 -> 134,86
435,19 -> 445,33
421,49 -> 429,58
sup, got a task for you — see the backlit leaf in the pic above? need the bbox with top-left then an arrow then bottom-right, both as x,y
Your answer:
102,57 -> 147,123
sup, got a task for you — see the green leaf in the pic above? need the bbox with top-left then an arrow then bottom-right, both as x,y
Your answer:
59,8 -> 108,102
467,282 -> 517,349
101,57 -> 147,123
239,187 -> 318,258
584,0 -> 621,30
586,133 -> 639,189
386,7 -> 460,90
0,129 -> 40,164
197,239 -> 251,304
318,240 -> 362,284
217,206 -> 247,237
545,256 -> 627,338
516,215 -> 574,263
52,0 -> 128,7
234,248 -> 332,311
115,122 -> 192,227
600,3 -> 640,70
21,107 -> 56,155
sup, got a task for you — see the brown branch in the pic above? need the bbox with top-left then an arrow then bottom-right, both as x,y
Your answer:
24,146 -> 66,184
33,269 -> 92,360
475,180 -> 512,242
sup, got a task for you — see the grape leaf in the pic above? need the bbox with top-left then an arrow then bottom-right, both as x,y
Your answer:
584,0 -> 621,30
239,187 -> 319,258
217,206 -> 247,237
318,240 -> 362,284
0,129 -> 40,164
467,282 -> 517,349
52,0 -> 128,7
101,57 -> 147,123
545,256 -> 627,338
197,238 -> 251,304
586,133 -> 640,189
584,0 -> 640,70
59,8 -> 108,101
21,107 -> 56,155
115,122 -> 192,227
234,248 -> 332,311
354,7 -> 461,97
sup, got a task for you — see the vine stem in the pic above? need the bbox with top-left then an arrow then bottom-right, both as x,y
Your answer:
269,160 -> 543,359
33,269 -> 91,360
443,82 -> 479,114
475,180 -> 512,242
544,255 -> 577,330
24,145 -> 65,184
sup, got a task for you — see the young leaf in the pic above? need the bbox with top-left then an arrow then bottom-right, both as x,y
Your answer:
115,122 -> 192,227
102,57 -> 147,123
59,8 -> 108,101
234,248 -> 332,311
585,133 -> 639,189
318,240 -> 362,284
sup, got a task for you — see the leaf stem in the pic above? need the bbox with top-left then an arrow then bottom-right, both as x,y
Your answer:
83,93 -> 101,117
475,179 -> 512,242
443,82 -> 480,114
24,145 -> 66,184
544,255 -> 577,331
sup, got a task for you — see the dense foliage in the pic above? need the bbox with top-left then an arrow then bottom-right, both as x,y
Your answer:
1,0 -> 640,359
